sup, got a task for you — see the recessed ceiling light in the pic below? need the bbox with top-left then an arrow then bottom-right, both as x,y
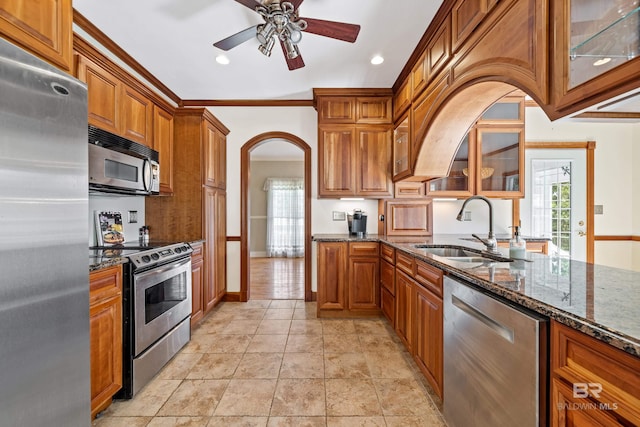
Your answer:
371,55 -> 384,65
593,57 -> 611,66
216,55 -> 230,65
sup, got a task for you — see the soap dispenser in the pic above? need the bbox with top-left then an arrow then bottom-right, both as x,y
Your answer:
509,225 -> 526,259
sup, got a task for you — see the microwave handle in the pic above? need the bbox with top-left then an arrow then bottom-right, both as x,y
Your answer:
142,158 -> 152,193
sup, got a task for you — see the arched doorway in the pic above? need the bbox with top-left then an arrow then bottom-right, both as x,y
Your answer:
240,132 -> 312,301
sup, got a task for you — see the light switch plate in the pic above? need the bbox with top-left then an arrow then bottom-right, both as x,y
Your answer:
128,210 -> 138,223
333,211 -> 346,221
594,205 -> 603,215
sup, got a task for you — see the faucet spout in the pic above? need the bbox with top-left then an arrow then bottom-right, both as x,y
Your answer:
456,195 -> 500,254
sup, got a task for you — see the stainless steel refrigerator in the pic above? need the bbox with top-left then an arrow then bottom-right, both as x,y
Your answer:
0,37 -> 90,425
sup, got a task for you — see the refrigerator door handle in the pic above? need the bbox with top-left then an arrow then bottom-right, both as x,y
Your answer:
452,293 -> 515,343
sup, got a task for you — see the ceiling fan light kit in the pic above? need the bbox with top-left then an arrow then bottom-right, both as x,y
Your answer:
214,0 -> 361,70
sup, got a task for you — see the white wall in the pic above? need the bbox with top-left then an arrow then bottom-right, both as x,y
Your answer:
525,107 -> 637,270
209,106 -> 379,292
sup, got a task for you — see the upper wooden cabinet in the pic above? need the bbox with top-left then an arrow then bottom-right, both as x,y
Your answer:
204,120 -> 226,190
552,0 -> 640,116
393,113 -> 411,181
0,0 -> 73,71
153,105 -> 174,194
76,54 -> 120,134
426,93 -> 525,198
382,199 -> 433,236
315,89 -> 393,199
451,0 -> 498,51
76,53 -> 153,147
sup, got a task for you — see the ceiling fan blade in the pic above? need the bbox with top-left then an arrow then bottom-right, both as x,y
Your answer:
300,17 -> 360,43
234,0 -> 263,11
289,0 -> 304,10
279,39 -> 305,70
213,25 -> 258,50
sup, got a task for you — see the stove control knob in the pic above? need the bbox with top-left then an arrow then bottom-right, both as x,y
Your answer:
151,253 -> 160,260
175,247 -> 182,254
141,255 -> 151,263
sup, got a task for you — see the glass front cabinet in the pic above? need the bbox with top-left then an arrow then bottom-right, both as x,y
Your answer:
393,113 -> 411,180
427,92 -> 525,198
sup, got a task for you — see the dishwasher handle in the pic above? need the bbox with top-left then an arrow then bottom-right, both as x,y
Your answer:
452,293 -> 515,343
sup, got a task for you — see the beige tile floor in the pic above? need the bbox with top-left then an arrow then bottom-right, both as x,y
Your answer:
93,300 -> 447,427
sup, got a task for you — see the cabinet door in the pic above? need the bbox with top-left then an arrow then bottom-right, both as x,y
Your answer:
318,126 -> 356,197
89,266 -> 122,419
204,121 -> 226,189
426,131 -> 475,196
381,287 -> 395,327
414,284 -> 443,399
153,105 -> 174,194
380,259 -> 395,295
356,97 -> 392,124
190,243 -> 205,327
121,84 -> 153,147
317,242 -> 348,311
395,269 -> 414,351
348,256 -> 380,311
215,191 -> 227,301
356,126 -> 392,197
476,126 -> 524,197
0,0 -> 72,71
393,115 -> 411,180
385,199 -> 433,236
216,131 -> 226,190
551,379 -> 619,427
76,55 -> 120,135
203,187 -> 218,313
318,97 -> 356,123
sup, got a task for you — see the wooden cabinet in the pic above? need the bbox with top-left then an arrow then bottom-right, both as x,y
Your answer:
497,240 -> 549,254
393,114 -> 411,180
395,269 -> 414,351
551,320 -> 640,426
146,108 -> 229,312
190,242 -> 205,327
0,0 -> 72,71
317,242 -> 348,311
204,120 -> 226,189
426,93 -> 525,198
394,182 -> 427,198
318,125 -> 392,198
413,261 -> 443,398
76,54 -> 120,135
317,241 -> 380,316
153,105 -> 174,194
380,257 -> 396,326
382,199 -> 433,236
76,53 -> 154,148
315,89 -> 393,199
89,265 -> 122,420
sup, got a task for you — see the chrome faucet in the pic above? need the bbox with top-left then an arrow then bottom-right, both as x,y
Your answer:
456,195 -> 500,255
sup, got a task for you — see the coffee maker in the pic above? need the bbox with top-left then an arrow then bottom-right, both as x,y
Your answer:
347,209 -> 368,238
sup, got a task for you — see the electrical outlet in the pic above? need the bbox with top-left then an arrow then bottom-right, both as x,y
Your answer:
463,210 -> 472,221
128,210 -> 138,223
332,211 -> 346,221
594,205 -> 604,215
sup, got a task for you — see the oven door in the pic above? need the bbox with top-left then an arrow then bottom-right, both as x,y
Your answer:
133,257 -> 192,356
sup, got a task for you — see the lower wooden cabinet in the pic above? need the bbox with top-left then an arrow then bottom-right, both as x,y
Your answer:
414,282 -> 443,398
89,265 -> 123,420
380,258 -> 396,326
190,242 -> 205,327
395,269 -> 414,352
204,187 -> 226,313
317,241 -> 380,316
550,321 -> 640,426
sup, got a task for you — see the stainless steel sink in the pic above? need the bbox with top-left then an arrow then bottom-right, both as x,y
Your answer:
413,244 -> 513,263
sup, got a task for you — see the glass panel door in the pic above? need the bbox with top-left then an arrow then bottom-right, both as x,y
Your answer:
427,132 -> 475,196
476,127 -> 523,196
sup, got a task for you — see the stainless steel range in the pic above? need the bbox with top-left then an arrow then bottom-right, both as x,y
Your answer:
91,241 -> 193,398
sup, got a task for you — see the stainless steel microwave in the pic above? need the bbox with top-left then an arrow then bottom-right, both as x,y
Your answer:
88,126 -> 160,195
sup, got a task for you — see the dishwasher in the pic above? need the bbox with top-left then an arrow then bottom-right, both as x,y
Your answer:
443,276 -> 548,427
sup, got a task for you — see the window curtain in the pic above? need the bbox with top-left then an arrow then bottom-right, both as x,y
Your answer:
263,177 -> 304,258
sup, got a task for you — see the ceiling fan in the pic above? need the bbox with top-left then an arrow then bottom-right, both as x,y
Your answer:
213,0 -> 361,70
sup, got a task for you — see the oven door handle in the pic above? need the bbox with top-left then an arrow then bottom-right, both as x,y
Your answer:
134,256 -> 191,281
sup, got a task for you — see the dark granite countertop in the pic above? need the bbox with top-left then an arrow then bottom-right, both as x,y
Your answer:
313,233 -> 640,357
89,256 -> 128,272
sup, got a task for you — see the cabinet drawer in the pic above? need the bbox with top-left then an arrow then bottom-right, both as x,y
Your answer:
380,243 -> 395,264
190,242 -> 204,261
89,265 -> 122,305
395,251 -> 415,275
415,260 -> 443,297
349,241 -> 379,257
552,321 -> 640,425
380,259 -> 395,295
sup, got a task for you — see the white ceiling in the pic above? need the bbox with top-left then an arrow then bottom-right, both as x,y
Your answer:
73,0 -> 445,101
